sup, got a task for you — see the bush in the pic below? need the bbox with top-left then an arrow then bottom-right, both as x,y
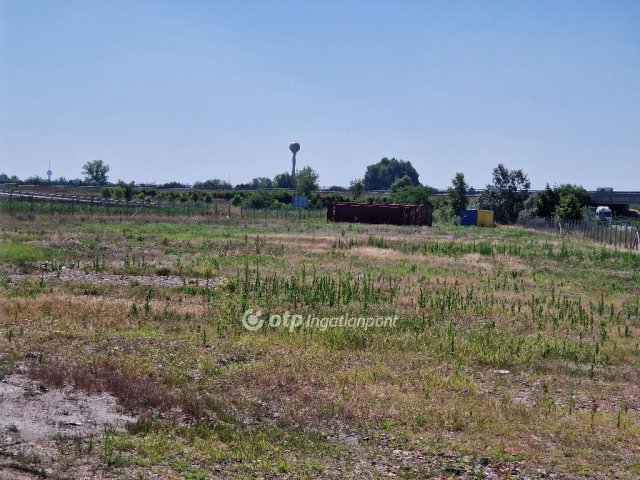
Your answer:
231,193 -> 243,206
193,179 -> 232,190
112,186 -> 125,200
519,183 -> 591,222
243,190 -> 278,209
554,193 -> 583,220
390,185 -> 434,205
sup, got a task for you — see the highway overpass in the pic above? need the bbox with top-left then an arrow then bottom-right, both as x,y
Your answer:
589,191 -> 640,207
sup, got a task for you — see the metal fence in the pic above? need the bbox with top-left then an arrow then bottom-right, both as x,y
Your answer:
0,192 -> 226,216
521,216 -> 640,251
0,191 -> 325,222
239,208 -> 325,221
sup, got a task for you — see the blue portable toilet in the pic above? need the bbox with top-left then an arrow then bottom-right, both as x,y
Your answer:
460,209 -> 478,226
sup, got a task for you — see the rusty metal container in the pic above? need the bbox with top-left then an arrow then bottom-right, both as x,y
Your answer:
327,202 -> 432,226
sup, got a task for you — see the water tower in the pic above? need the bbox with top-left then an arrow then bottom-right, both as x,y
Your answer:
46,161 -> 52,183
289,142 -> 300,177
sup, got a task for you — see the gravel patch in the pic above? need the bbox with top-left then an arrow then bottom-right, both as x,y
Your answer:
0,373 -> 136,444
4,267 -> 222,289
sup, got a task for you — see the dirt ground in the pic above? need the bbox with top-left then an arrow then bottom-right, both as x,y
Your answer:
0,362 -> 135,479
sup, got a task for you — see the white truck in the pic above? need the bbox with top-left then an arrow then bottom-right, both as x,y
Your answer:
595,206 -> 613,226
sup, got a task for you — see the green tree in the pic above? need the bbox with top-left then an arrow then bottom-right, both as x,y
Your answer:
244,190 -> 276,209
523,183 -> 591,220
295,166 -> 319,196
251,177 -> 273,189
477,164 -> 530,223
363,158 -> 419,190
390,175 -> 414,192
116,180 -> 135,201
556,185 -> 591,207
532,184 -> 560,218
0,173 -> 21,183
447,172 -> 469,215
273,172 -> 296,189
82,160 -> 110,185
25,175 -> 46,185
231,193 -> 243,206
112,186 -> 125,200
554,193 -> 584,220
161,181 -> 189,188
193,179 -> 232,190
349,178 -> 364,200
390,185 -> 434,205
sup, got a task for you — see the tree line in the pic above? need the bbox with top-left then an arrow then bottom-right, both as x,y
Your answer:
1,157 -> 605,223
348,159 -> 597,224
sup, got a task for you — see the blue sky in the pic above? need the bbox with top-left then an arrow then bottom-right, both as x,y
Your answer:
1,1 -> 639,189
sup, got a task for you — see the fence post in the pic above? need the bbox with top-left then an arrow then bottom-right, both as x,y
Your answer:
618,227 -> 622,249
597,224 -> 601,243
624,227 -> 628,249
608,225 -> 612,245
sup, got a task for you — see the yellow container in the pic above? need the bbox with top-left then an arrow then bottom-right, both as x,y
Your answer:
477,210 -> 494,227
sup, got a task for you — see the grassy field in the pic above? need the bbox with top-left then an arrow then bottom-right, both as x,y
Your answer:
1,212 -> 639,479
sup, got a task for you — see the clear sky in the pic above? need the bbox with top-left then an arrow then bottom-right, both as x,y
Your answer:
1,1 -> 639,189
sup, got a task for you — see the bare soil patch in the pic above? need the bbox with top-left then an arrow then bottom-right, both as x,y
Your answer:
4,266 -> 222,289
0,370 -> 135,478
